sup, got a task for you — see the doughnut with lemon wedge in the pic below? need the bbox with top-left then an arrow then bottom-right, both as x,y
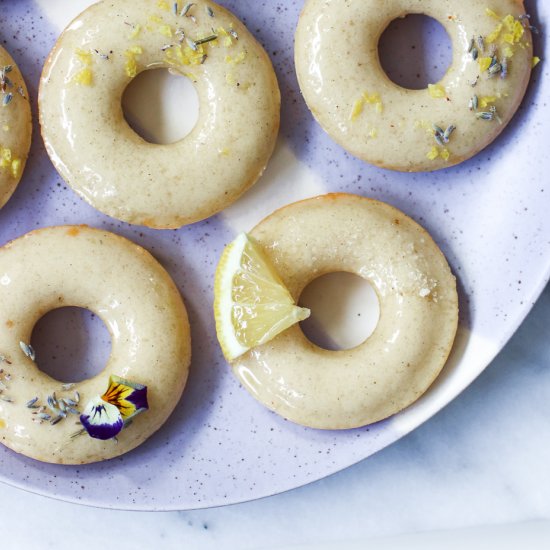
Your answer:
214,194 -> 459,429
295,0 -> 534,171
39,0 -> 280,228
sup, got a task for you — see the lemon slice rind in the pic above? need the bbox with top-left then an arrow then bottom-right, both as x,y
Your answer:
214,233 -> 249,361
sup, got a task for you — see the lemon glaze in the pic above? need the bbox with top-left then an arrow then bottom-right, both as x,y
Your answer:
0,226 -> 191,464
231,194 -> 459,430
39,0 -> 280,228
295,0 -> 533,172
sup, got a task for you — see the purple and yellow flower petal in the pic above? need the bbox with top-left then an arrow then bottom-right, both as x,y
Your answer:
101,375 -> 148,422
80,396 -> 124,440
79,376 -> 149,440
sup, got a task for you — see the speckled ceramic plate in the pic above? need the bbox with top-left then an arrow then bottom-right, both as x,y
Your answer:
0,0 -> 548,510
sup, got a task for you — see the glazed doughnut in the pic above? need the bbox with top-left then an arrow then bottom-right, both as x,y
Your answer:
0,226 -> 190,464
295,0 -> 533,172
0,46 -> 31,209
232,194 -> 458,429
39,0 -> 280,228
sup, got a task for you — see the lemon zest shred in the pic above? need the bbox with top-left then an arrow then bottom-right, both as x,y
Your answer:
165,43 -> 205,67
10,158 -> 21,178
175,47 -> 188,65
157,0 -> 169,10
0,147 -> 11,167
482,12 -> 528,63
533,56 -> 541,68
500,15 -> 524,45
363,92 -> 383,113
428,83 -> 446,99
75,48 -> 92,65
512,20 -> 525,42
72,48 -> 94,85
225,51 -> 246,65
72,68 -> 93,85
125,46 -> 143,78
350,98 -> 364,122
369,128 -> 378,139
125,58 -> 138,78
478,56 -> 493,72
363,92 -> 380,103
426,146 -> 450,162
485,23 -> 502,44
502,15 -> 515,32
350,92 -> 383,121
214,27 -> 234,47
0,148 -> 22,177
427,146 -> 439,161
479,96 -> 497,108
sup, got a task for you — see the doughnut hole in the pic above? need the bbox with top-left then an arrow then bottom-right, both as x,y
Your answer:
30,307 -> 112,383
378,14 -> 452,90
122,68 -> 200,144
298,272 -> 380,351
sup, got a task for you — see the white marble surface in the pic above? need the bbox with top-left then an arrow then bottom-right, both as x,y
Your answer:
1,284 -> 549,548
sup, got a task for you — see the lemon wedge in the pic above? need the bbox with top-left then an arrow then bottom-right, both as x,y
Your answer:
214,233 -> 311,361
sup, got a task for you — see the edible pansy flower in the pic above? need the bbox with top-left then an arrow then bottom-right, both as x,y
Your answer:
80,376 -> 148,440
